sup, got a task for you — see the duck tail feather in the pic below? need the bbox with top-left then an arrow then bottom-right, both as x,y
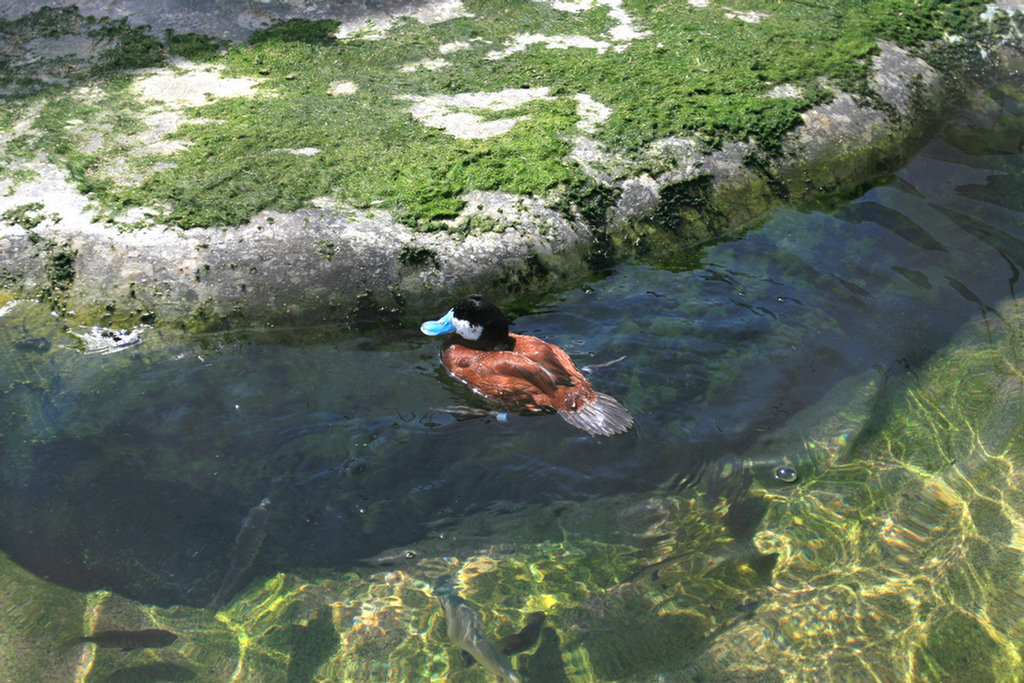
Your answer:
560,392 -> 634,436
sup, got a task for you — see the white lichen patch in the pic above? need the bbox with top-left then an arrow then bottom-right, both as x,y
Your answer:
401,58 -> 451,72
0,104 -> 43,147
0,161 -> 96,232
335,0 -> 472,40
112,205 -> 169,229
574,94 -> 612,134
434,189 -> 566,236
487,33 -> 612,59
416,112 -> 516,139
403,88 -> 554,139
490,0 -> 649,59
42,63 -> 268,193
549,0 -> 597,10
23,34 -> 96,64
568,94 -> 630,181
603,0 -> 651,43
688,0 -> 710,6
723,8 -> 769,23
236,11 -> 276,33
569,135 -> 625,180
138,112 -> 191,154
275,148 -> 321,156
328,81 -> 358,96
334,17 -> 386,41
134,62 -> 263,108
440,39 -> 488,54
404,38 -> 489,71
649,136 -> 704,171
768,84 -> 803,99
981,2 -> 1024,22
408,0 -> 474,24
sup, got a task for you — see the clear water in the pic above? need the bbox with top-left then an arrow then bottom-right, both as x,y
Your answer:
2,82 -> 1024,682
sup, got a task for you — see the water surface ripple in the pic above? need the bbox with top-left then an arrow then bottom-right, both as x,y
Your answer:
0,85 -> 1023,683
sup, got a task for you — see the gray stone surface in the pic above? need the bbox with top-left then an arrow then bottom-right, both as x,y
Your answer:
0,0 -> 460,42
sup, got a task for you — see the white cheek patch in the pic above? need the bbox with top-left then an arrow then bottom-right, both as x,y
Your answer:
453,316 -> 483,341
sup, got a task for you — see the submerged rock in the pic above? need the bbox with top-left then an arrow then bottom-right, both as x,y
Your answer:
691,297 -> 1024,682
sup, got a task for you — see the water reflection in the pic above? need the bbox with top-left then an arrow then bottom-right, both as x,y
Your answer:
0,81 -> 1023,681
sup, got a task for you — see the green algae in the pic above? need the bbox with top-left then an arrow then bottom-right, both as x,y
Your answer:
127,82 -> 579,228
398,244 -> 440,268
247,18 -> 340,47
0,551 -> 86,683
88,18 -> 167,74
7,76 -> 148,207
0,202 -> 48,230
916,608 -> 1004,683
649,175 -> 721,236
0,0 -> 992,231
44,243 -> 76,294
164,30 -> 228,62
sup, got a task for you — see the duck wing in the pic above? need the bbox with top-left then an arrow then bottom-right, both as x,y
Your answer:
441,337 -> 587,411
510,336 -> 633,435
510,336 -> 582,387
458,352 -> 569,410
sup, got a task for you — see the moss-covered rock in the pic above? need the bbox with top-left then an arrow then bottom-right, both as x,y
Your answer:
0,0 -> 1018,329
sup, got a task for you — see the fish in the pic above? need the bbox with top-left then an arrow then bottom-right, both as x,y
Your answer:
207,497 -> 271,610
65,628 -> 178,651
499,611 -> 546,656
435,578 -> 522,683
461,611 -> 546,666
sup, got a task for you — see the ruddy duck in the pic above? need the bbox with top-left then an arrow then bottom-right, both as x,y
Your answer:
420,294 -> 634,436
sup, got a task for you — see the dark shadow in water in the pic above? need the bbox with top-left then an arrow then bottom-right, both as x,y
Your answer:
102,662 -> 197,683
945,276 -> 1004,320
941,202 -> 1024,256
587,611 -> 707,681
891,265 -> 933,289
937,204 -> 1024,289
701,461 -> 770,541
958,174 -> 1024,212
0,459 -> 241,607
520,627 -> 570,683
285,606 -> 337,683
724,495 -> 770,541
846,201 -> 949,252
250,606 -> 337,683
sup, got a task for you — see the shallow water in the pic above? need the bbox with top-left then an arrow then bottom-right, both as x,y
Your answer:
2,82 -> 1024,680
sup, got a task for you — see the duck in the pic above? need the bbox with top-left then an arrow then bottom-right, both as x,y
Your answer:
420,294 -> 634,436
